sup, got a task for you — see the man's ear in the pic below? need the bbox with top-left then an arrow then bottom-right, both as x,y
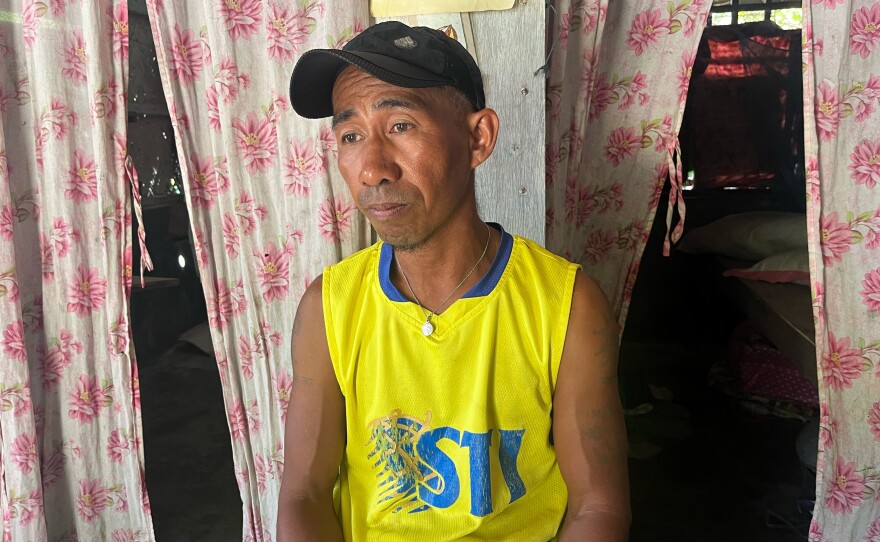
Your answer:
467,108 -> 500,170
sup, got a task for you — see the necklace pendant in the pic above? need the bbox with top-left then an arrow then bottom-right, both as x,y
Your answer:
421,319 -> 435,337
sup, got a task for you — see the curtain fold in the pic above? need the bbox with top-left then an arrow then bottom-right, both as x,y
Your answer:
802,2 -> 880,540
146,1 -> 370,538
545,0 -> 710,327
0,0 -> 154,539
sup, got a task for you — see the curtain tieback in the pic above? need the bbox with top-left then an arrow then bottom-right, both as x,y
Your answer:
125,155 -> 154,286
662,139 -> 687,257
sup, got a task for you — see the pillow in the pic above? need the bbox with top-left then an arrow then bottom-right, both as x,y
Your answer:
677,211 -> 807,260
722,249 -> 810,285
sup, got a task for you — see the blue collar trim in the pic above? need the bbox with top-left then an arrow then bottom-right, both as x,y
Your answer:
378,223 -> 513,303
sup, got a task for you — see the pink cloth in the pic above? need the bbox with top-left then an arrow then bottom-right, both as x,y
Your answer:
729,323 -> 819,409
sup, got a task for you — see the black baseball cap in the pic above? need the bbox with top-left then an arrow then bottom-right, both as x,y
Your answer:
289,21 -> 485,119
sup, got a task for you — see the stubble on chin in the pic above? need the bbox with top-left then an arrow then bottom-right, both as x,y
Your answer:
379,231 -> 427,253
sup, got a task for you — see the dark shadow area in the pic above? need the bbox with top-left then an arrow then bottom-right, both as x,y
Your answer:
139,342 -> 242,541
622,183 -> 815,541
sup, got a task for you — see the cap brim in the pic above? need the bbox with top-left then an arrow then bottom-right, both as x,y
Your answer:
290,49 -> 453,119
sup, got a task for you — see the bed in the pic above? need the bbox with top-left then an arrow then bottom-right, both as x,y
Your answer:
716,257 -> 817,385
676,211 -> 817,385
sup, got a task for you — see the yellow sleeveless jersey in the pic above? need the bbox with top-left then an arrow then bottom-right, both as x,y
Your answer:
322,224 -> 579,541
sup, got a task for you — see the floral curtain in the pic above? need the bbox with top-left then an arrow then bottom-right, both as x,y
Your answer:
146,0 -> 370,538
0,0 -> 154,539
545,0 -> 710,326
802,1 -> 880,540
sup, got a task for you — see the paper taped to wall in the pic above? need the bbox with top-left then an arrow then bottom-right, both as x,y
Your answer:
371,0 -> 514,17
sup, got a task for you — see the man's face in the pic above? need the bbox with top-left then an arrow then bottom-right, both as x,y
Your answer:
331,66 -> 475,250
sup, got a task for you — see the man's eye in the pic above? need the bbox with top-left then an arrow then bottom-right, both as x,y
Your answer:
341,133 -> 360,144
391,123 -> 411,133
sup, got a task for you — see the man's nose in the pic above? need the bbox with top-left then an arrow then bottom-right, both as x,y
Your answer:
359,137 -> 401,187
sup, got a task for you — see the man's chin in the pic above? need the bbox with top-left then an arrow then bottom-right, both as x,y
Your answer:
375,229 -> 426,253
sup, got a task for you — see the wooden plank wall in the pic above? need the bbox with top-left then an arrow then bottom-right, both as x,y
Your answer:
470,2 -> 546,245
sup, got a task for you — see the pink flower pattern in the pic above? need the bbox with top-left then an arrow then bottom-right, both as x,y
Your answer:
49,0 -> 65,16
816,80 -> 841,142
238,334 -> 261,380
584,229 -> 616,265
233,112 -> 278,174
64,150 -> 98,203
255,454 -> 272,494
228,400 -> 249,442
317,125 -> 337,169
603,127 -> 642,167
327,19 -> 365,49
282,138 -> 320,197
107,429 -> 137,463
677,50 -> 695,103
820,212 -> 853,267
648,162 -> 668,210
49,216 -> 77,257
206,85 -> 221,131
866,516 -> 880,542
113,132 -> 127,172
67,375 -> 108,424
589,71 -> 649,119
627,9 -> 671,57
11,433 -> 38,474
235,190 -> 265,235
850,3 -> 880,59
40,449 -> 64,491
91,80 -> 122,122
819,403 -> 836,449
214,57 -> 251,104
22,0 -> 44,48
38,242 -> 53,281
849,137 -> 880,189
566,178 -> 595,228
254,240 -> 291,302
222,213 -> 242,259
208,278 -> 247,329
188,153 -> 220,208
2,321 -> 27,362
112,2 -> 129,59
266,1 -> 319,62
108,314 -> 129,355
824,457 -> 866,514
61,30 -> 88,84
0,203 -> 15,240
77,478 -> 110,522
317,196 -> 355,243
40,329 -> 83,388
169,25 -> 204,84
219,0 -> 263,41
66,265 -> 107,317
861,268 -> 880,314
821,333 -> 864,390
274,369 -> 293,422
869,401 -> 880,442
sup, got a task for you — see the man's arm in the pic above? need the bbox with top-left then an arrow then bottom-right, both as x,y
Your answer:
554,270 -> 631,542
277,276 -> 346,542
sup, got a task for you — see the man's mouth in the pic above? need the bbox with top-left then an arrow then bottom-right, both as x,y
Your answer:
367,202 -> 408,219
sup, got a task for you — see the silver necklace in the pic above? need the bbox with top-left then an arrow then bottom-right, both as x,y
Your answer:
395,224 -> 492,337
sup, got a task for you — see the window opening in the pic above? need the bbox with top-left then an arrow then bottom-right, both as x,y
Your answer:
709,0 -> 802,29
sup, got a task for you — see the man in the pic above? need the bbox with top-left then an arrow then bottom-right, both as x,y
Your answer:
278,21 -> 629,541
